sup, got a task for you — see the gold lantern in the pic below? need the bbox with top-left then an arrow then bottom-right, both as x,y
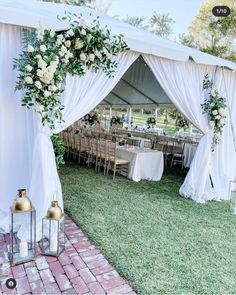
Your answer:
229,178 -> 236,215
41,201 -> 65,256
9,189 -> 36,265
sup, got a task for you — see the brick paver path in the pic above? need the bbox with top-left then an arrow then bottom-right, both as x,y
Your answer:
0,216 -> 136,294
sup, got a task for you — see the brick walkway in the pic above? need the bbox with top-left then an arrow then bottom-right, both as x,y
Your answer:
0,216 -> 136,295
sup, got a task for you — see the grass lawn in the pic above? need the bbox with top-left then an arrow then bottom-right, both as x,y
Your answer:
59,162 -> 236,295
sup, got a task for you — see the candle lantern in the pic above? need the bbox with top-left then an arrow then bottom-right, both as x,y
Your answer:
9,189 -> 36,265
229,178 -> 236,215
41,201 -> 65,256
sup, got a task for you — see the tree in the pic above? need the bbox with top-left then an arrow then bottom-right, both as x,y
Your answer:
122,16 -> 147,30
148,12 -> 175,38
180,0 -> 236,61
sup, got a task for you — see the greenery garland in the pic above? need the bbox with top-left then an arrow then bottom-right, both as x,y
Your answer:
201,74 -> 227,151
13,11 -> 129,129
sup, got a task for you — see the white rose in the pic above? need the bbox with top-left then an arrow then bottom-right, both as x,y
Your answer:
50,30 -> 55,37
61,45 -> 67,53
89,53 -> 95,62
66,51 -> 73,59
66,29 -> 74,37
38,59 -> 47,69
57,34 -> 64,41
209,121 -> 215,128
212,110 -> 218,116
65,40 -> 71,47
40,45 -> 47,52
59,51 -> 65,57
36,54 -> 42,60
25,65 -> 33,72
79,53 -> 87,61
48,85 -> 57,91
36,69 -> 44,77
219,118 -> 225,125
56,40 -> 62,47
43,91 -> 51,97
35,104 -> 44,112
216,115 -> 221,120
81,29 -> 86,36
27,45 -> 34,52
24,76 -> 33,84
62,58 -> 69,64
218,108 -> 226,116
75,39 -> 84,50
35,81 -> 42,89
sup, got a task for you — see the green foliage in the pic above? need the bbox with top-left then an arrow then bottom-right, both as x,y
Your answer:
13,11 -> 129,129
149,12 -> 175,38
51,134 -> 66,168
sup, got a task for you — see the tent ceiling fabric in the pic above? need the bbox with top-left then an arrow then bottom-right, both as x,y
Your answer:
1,0 -> 236,70
100,56 -> 172,107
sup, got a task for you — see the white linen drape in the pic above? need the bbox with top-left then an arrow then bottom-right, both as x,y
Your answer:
144,54 -> 235,202
29,51 -> 139,239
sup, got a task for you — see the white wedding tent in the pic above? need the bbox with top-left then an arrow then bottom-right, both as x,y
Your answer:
1,0 -> 236,239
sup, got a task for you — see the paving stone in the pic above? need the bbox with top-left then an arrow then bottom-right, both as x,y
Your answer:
62,287 -> 77,294
35,256 -> 49,270
49,261 -> 64,276
100,277 -> 126,291
70,254 -> 86,270
97,270 -> 120,282
55,274 -> 72,291
25,266 -> 40,282
16,276 -> 31,294
79,268 -> 96,284
71,277 -> 89,295
107,283 -> 133,294
86,259 -> 108,270
82,254 -> 104,263
74,241 -> 92,252
87,282 -> 106,295
80,249 -> 100,258
44,282 -> 61,294
30,279 -> 45,294
58,251 -> 72,266
63,264 -> 79,279
45,256 -> 58,263
24,261 -> 36,269
39,268 -> 55,285
11,264 -> 26,279
91,264 -> 114,276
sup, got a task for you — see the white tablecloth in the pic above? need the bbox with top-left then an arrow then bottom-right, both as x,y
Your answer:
116,146 -> 164,182
184,143 -> 198,168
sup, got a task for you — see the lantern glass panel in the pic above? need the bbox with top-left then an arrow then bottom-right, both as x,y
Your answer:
9,207 -> 36,265
42,215 -> 64,256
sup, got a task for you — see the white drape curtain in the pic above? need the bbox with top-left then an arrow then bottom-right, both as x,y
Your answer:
27,51 -> 139,240
144,54 -> 236,202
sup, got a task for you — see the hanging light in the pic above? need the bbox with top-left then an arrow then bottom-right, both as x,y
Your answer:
9,189 -> 36,265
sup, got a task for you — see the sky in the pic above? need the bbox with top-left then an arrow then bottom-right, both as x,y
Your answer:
99,0 -> 205,38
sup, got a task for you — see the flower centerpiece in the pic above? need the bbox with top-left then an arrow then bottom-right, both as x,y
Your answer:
147,117 -> 156,127
13,11 -> 129,129
110,115 -> 121,127
201,74 -> 227,151
82,112 -> 99,127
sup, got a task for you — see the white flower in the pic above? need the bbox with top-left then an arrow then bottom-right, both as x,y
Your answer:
65,40 -> 71,48
219,118 -> 225,126
27,45 -> 34,52
25,65 -> 33,72
209,121 -> 215,128
24,76 -> 33,84
38,59 -> 47,69
48,85 -> 57,92
62,58 -> 69,64
212,110 -> 218,116
66,29 -> 74,37
36,69 -> 44,77
36,54 -> 42,60
89,53 -> 95,62
40,45 -> 47,52
218,108 -> 226,117
81,29 -> 86,36
56,40 -> 62,47
57,34 -> 64,41
66,51 -> 73,59
35,81 -> 42,89
210,102 -> 215,107
50,30 -> 55,37
94,50 -> 102,59
216,115 -> 221,120
43,91 -> 51,97
75,39 -> 84,50
35,104 -> 44,112
61,45 -> 67,54
79,53 -> 87,61
59,51 -> 65,57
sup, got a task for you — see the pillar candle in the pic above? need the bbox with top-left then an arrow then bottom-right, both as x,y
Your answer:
50,236 -> 58,252
19,240 -> 28,258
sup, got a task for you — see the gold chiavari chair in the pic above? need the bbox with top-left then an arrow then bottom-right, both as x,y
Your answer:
106,141 -> 129,180
97,139 -> 108,174
171,141 -> 185,168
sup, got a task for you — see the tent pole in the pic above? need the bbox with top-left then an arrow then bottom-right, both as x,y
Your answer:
128,107 -> 132,130
155,106 -> 158,124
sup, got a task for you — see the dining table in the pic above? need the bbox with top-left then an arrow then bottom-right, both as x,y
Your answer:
116,145 -> 164,182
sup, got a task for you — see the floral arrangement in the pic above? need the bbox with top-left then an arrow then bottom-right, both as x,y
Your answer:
147,117 -> 156,126
201,74 -> 227,151
13,12 -> 129,129
110,115 -> 121,126
176,115 -> 189,129
82,112 -> 99,126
